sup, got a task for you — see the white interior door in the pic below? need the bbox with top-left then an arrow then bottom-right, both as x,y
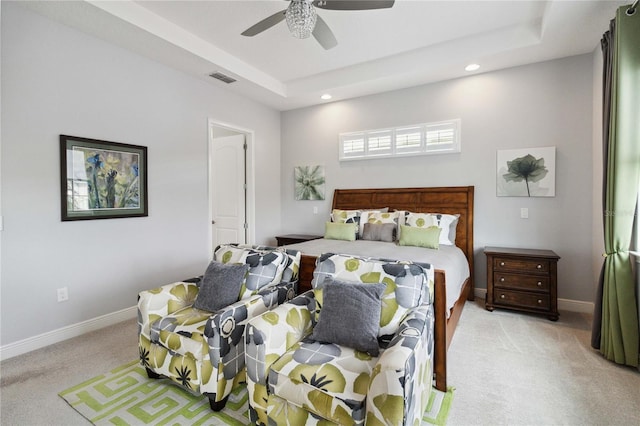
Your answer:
211,134 -> 246,251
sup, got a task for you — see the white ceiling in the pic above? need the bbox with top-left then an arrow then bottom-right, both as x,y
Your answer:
22,0 -> 625,111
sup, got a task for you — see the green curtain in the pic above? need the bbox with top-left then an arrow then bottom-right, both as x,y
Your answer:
593,5 -> 640,367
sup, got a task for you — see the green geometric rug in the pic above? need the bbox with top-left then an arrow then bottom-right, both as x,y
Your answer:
60,360 -> 454,425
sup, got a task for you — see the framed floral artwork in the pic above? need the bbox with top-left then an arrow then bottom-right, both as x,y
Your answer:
60,135 -> 148,220
497,146 -> 555,197
294,165 -> 325,200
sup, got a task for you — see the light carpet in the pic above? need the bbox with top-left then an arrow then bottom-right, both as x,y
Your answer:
59,360 -> 454,425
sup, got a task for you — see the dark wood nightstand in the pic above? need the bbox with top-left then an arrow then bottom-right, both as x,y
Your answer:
275,234 -> 322,246
485,247 -> 560,321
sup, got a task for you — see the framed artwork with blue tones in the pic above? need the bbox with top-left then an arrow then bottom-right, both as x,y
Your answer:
497,146 -> 556,197
60,135 -> 148,221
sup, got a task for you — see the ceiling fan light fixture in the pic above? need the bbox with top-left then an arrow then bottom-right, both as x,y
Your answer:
286,0 -> 317,39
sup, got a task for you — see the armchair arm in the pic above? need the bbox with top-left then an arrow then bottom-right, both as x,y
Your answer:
137,281 -> 199,338
244,292 -> 315,425
366,303 -> 435,425
203,280 -> 298,376
245,291 -> 315,387
255,279 -> 298,309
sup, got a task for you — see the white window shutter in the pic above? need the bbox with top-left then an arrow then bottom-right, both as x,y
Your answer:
339,119 -> 460,161
339,133 -> 366,160
366,130 -> 392,155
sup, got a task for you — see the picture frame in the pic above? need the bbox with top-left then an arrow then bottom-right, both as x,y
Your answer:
60,135 -> 148,221
294,165 -> 325,200
497,146 -> 556,197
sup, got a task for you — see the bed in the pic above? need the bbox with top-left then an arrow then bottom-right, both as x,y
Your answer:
280,186 -> 474,392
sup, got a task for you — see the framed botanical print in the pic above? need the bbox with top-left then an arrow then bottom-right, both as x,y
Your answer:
497,146 -> 556,197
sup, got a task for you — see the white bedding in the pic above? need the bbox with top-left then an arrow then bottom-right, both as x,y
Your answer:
282,239 -> 470,316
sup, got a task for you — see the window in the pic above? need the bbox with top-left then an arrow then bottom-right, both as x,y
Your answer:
340,133 -> 365,159
367,130 -> 392,155
339,119 -> 460,161
426,122 -> 456,152
395,126 -> 422,153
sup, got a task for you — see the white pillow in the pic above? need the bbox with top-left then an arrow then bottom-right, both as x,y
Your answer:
404,212 -> 459,245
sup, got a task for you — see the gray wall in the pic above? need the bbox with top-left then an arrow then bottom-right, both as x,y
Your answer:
281,54 -> 595,303
0,3 -> 282,346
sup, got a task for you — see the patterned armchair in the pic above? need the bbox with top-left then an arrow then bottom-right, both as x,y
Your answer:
137,244 -> 301,411
245,253 -> 435,425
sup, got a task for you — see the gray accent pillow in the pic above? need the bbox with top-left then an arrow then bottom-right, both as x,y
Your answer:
193,261 -> 249,312
361,222 -> 396,242
311,278 -> 386,356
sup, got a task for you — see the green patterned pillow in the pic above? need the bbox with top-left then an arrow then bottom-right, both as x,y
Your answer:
404,212 -> 459,245
324,222 -> 357,241
365,211 -> 400,239
330,209 -> 360,223
363,211 -> 398,225
398,224 -> 440,249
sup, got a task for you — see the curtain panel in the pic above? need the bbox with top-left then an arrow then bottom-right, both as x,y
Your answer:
591,5 -> 640,367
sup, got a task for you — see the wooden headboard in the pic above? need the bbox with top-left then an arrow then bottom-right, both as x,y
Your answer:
332,186 -> 475,285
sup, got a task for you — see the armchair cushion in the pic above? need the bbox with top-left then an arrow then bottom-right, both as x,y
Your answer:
311,278 -> 386,356
267,339 -> 378,424
193,261 -> 249,312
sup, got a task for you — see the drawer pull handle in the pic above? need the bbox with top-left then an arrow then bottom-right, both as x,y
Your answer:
500,294 -> 505,299
500,262 -> 505,266
500,277 -> 505,282
537,281 -> 542,287
537,299 -> 542,304
537,264 -> 542,269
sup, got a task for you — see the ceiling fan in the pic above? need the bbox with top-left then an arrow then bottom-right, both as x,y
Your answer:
241,0 -> 395,50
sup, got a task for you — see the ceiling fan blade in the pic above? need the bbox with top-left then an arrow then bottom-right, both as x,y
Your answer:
312,15 -> 338,50
313,0 -> 394,10
241,10 -> 286,36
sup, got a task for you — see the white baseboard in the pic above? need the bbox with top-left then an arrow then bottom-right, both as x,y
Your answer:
0,306 -> 137,361
557,298 -> 595,314
0,290 -> 597,361
473,288 -> 594,314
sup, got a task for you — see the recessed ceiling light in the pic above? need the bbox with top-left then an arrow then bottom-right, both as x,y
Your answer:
321,94 -> 332,100
465,63 -> 480,72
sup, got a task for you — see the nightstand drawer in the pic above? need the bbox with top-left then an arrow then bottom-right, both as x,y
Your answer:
493,257 -> 549,274
493,289 -> 550,311
493,273 -> 549,292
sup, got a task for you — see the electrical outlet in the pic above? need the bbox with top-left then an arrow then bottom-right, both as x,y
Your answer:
57,287 -> 69,302
520,208 -> 529,219
313,206 -> 318,214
